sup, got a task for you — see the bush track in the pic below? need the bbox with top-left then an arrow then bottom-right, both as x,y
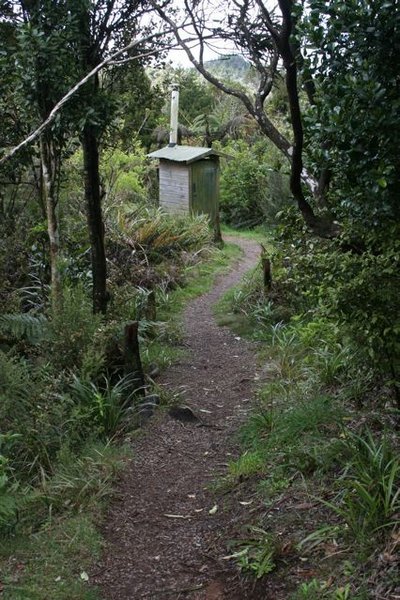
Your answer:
93,236 -> 262,599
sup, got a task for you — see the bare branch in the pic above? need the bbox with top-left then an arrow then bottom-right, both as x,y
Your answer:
0,29 -> 177,166
149,0 -> 292,159
149,1 -> 250,106
254,0 -> 280,42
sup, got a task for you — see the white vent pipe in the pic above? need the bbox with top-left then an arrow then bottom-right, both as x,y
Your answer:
169,84 -> 179,146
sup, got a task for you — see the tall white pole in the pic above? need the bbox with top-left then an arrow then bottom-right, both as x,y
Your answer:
169,84 -> 179,146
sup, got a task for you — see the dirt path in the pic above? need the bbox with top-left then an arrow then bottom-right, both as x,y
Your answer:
94,237 -> 261,600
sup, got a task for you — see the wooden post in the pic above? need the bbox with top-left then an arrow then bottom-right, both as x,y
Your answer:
145,288 -> 157,322
123,322 -> 145,396
261,244 -> 272,291
262,257 -> 272,290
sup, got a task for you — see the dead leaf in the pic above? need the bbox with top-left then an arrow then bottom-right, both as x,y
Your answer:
199,565 -> 208,573
280,541 -> 294,555
382,552 -> 398,563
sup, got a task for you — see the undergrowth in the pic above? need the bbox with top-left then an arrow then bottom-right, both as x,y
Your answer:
0,213 -> 242,599
217,240 -> 400,599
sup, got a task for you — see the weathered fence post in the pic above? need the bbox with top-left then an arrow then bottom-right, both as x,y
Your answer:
261,244 -> 272,291
145,288 -> 157,322
123,322 -> 145,397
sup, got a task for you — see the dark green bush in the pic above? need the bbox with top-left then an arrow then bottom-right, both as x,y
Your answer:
266,218 -> 400,395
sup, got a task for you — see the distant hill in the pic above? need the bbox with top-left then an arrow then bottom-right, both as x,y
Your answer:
204,54 -> 254,86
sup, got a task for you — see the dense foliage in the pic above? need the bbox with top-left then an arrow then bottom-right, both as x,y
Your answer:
295,0 -> 400,394
302,0 -> 400,228
219,140 -> 290,228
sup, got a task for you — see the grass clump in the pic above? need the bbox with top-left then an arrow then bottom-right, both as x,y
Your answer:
0,515 -> 102,599
328,430 -> 400,546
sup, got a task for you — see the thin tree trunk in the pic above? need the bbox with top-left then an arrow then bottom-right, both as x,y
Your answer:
82,123 -> 108,314
40,136 -> 62,313
77,4 -> 108,315
145,288 -> 157,321
213,210 -> 223,246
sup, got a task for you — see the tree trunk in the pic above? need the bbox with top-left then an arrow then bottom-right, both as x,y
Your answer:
76,4 -> 108,315
278,0 -> 339,238
82,123 -> 108,314
262,257 -> 272,291
40,136 -> 62,313
260,244 -> 272,291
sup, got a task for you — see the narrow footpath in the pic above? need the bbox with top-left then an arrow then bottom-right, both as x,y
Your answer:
94,237 -> 261,599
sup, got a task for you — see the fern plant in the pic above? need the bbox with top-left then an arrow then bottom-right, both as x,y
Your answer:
0,434 -> 23,529
229,527 -> 276,579
0,313 -> 48,345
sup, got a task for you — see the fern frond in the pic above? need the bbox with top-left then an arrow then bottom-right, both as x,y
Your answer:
0,313 -> 48,345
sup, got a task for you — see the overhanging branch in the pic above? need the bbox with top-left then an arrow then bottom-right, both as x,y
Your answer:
0,29 -> 179,165
149,0 -> 294,160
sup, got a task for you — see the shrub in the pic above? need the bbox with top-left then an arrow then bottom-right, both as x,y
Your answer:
47,284 -> 103,372
219,141 -> 290,228
106,205 -> 213,291
38,442 -> 128,512
66,374 -> 139,441
101,144 -> 150,207
263,219 -> 400,395
113,205 -> 212,259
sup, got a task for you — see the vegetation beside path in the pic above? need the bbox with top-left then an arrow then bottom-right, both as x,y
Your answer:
0,229 -> 241,600
214,234 -> 400,599
2,224 -> 399,599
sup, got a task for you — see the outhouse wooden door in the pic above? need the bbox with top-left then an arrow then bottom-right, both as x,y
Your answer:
190,160 -> 218,223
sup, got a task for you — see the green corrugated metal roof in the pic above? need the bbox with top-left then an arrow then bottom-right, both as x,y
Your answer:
147,145 -> 222,164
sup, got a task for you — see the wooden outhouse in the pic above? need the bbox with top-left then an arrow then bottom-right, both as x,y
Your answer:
147,145 -> 222,223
